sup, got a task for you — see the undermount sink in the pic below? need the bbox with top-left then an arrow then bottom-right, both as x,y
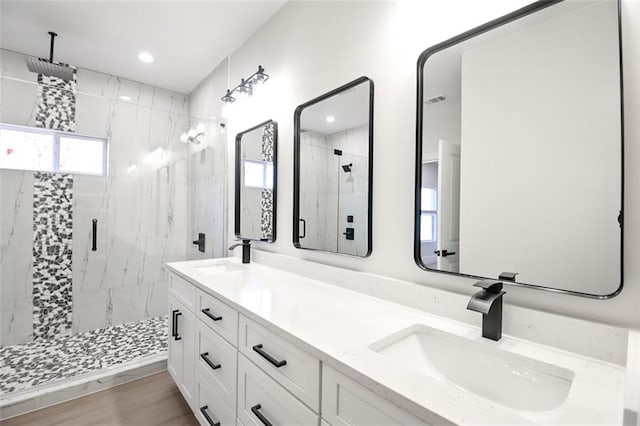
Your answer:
194,262 -> 245,274
369,324 -> 574,412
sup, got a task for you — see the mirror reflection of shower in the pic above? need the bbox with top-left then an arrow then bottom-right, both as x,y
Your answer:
297,78 -> 371,257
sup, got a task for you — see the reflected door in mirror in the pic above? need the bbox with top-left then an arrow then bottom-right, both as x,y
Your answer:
415,0 -> 622,296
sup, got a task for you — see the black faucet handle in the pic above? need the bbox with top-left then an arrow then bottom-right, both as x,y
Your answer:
498,272 -> 519,282
473,279 -> 504,293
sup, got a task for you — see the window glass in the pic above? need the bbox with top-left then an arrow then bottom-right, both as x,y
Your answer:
0,128 -> 55,172
421,188 -> 437,211
0,124 -> 107,176
244,160 -> 273,189
59,136 -> 105,175
421,213 -> 436,242
420,188 -> 437,242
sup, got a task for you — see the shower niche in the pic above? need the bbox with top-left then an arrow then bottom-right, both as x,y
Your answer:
293,77 -> 373,257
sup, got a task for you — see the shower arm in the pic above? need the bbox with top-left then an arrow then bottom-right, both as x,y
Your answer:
48,32 -> 57,63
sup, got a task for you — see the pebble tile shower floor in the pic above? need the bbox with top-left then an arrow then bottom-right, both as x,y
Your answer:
0,316 -> 167,395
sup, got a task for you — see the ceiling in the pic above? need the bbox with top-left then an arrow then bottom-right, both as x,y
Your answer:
0,1 -> 286,94
301,82 -> 370,135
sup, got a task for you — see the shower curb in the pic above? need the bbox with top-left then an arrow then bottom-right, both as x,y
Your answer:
0,353 -> 167,420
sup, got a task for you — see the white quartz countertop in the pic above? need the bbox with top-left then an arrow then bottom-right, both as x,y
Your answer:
166,258 -> 625,425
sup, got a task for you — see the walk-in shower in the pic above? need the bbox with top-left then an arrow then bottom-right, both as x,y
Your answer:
0,46 -> 202,418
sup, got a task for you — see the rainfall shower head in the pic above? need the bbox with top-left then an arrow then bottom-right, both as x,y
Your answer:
342,163 -> 353,173
25,32 -> 75,81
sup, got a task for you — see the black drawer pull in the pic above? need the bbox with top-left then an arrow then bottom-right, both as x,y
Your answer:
252,344 -> 287,368
202,308 -> 222,321
172,310 -> 182,341
199,406 -> 220,426
200,352 -> 221,370
171,309 -> 178,338
251,404 -> 273,426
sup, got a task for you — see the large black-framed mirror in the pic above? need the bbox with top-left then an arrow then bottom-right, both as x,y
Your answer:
414,0 -> 623,298
235,120 -> 277,242
293,77 -> 374,257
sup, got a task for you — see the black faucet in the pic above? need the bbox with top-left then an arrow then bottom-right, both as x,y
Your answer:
466,280 -> 506,341
228,239 -> 251,264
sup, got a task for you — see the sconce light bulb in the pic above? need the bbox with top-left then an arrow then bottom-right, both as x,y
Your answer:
180,133 -> 188,143
196,123 -> 206,134
188,128 -> 197,138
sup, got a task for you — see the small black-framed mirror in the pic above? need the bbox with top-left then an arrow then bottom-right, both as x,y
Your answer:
235,120 -> 277,242
293,77 -> 374,257
414,0 -> 623,298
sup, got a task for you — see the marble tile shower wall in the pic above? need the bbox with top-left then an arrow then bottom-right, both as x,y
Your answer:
185,61 -> 228,262
298,126 -> 368,255
0,49 -> 191,346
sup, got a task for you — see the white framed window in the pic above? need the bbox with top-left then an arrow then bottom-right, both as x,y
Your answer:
244,159 -> 273,189
420,187 -> 437,242
0,123 -> 108,176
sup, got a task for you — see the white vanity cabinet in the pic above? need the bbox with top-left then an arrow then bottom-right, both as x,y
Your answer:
168,290 -> 196,409
168,271 -> 426,426
322,366 -> 428,426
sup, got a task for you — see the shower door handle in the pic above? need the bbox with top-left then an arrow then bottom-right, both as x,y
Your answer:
299,219 -> 306,239
92,219 -> 97,251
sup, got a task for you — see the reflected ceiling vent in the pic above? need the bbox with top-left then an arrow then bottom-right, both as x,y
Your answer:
425,95 -> 446,104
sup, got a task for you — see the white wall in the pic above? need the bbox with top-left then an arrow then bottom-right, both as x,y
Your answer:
458,2 -> 620,294
192,0 -> 640,329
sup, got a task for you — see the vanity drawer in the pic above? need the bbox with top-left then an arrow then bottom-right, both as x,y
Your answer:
196,319 -> 238,411
238,354 -> 319,426
198,290 -> 239,346
170,273 -> 197,312
239,315 -> 320,411
196,375 -> 236,426
322,366 -> 429,426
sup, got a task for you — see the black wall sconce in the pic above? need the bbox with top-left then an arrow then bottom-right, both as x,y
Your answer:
221,65 -> 269,103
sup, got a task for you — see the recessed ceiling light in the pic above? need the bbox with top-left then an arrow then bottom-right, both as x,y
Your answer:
119,95 -> 132,102
325,116 -> 335,123
137,52 -> 154,64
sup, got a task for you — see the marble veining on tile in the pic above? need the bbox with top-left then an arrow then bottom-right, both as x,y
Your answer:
0,316 -> 167,395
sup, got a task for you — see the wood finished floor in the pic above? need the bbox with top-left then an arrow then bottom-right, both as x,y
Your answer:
3,372 -> 199,426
